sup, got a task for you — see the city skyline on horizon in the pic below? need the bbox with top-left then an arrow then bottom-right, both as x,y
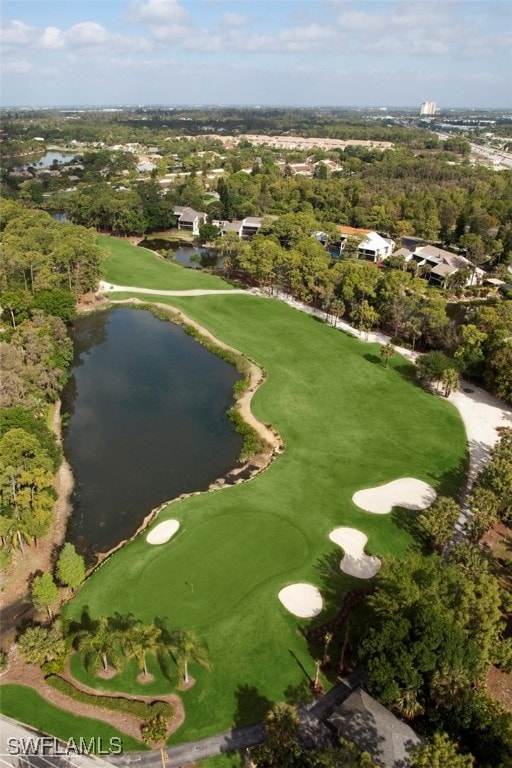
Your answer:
2,1 -> 511,109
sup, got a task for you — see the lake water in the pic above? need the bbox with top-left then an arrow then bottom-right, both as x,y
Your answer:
138,238 -> 218,269
28,151 -> 78,168
61,307 -> 242,560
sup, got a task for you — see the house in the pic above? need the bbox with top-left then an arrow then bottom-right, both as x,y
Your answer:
327,688 -> 422,767
173,206 -> 207,235
214,216 -> 266,240
338,226 -> 395,262
241,217 -> 264,239
400,244 -> 484,287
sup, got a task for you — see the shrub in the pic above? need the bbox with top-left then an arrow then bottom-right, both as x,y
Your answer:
140,713 -> 169,745
45,675 -> 173,721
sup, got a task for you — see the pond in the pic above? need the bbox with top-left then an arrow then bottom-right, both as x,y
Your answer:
61,307 -> 243,560
27,150 -> 79,168
138,238 -> 219,269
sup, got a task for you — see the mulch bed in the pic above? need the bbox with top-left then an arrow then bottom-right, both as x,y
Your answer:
1,649 -> 185,745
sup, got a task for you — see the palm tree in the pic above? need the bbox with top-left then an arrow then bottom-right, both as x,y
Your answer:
18,625 -> 65,667
430,666 -> 469,710
405,316 -> 423,352
441,367 -> 459,397
76,615 -> 123,675
394,688 -> 424,720
169,628 -> 211,685
123,622 -> 162,677
380,342 -> 395,368
322,631 -> 333,665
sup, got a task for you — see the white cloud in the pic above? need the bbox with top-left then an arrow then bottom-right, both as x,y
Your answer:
66,22 -> 109,49
41,26 -> 65,50
1,20 -> 37,48
129,0 -> 188,24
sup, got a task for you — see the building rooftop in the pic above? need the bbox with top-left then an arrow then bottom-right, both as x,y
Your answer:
328,688 -> 422,768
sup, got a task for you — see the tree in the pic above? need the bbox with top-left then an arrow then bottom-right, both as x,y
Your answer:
169,628 -> 211,685
350,300 -> 379,339
466,487 -> 499,541
410,731 -> 474,767
198,222 -> 221,245
18,625 -> 66,667
454,324 -> 487,375
124,622 -> 162,677
56,543 -> 86,591
31,289 -> 77,323
359,552 -> 503,712
76,614 -> 123,675
250,702 -> 303,768
0,428 -> 55,553
416,351 -> 453,391
31,572 -> 59,618
380,342 -> 395,368
441,367 -> 459,397
459,233 -> 487,275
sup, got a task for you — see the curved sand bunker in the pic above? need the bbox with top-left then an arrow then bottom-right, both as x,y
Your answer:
146,519 -> 180,545
278,583 -> 323,618
353,478 -> 436,514
329,527 -> 381,579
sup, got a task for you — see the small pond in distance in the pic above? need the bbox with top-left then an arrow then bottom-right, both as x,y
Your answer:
61,307 -> 243,560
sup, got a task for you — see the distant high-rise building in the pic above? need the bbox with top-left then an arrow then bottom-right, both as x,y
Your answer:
420,101 -> 438,116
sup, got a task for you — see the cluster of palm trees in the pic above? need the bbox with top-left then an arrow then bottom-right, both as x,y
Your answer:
71,609 -> 211,685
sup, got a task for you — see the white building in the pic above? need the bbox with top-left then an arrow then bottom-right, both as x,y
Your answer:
420,101 -> 438,116
338,226 -> 395,262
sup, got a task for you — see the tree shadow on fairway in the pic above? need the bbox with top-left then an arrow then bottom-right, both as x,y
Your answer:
393,361 -> 422,387
64,605 -> 97,636
435,450 -> 469,499
390,508 -> 429,552
363,353 -> 382,366
313,549 -> 357,619
233,684 -> 273,728
284,679 -> 315,707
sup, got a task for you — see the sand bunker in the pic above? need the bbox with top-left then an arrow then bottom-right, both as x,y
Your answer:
353,477 -> 436,514
278,583 -> 323,618
146,519 -> 180,545
329,527 -> 381,579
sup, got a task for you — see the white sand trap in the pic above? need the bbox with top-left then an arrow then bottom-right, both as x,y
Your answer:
146,519 -> 180,545
329,527 -> 381,579
278,583 -> 323,618
353,477 -> 436,514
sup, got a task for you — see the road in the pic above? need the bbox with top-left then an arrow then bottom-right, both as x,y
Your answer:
0,716 -> 113,768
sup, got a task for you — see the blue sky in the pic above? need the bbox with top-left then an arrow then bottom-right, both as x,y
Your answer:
1,0 -> 511,108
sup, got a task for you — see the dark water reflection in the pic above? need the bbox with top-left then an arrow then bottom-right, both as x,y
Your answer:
61,307 -> 242,560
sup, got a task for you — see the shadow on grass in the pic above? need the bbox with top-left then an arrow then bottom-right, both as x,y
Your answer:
312,550 -> 359,620
284,679 -> 315,707
425,450 -> 469,501
289,649 -> 313,682
394,362 -> 421,387
363,353 -> 382,366
233,684 -> 273,728
390,508 -> 429,553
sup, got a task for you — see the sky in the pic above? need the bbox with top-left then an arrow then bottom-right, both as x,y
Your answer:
1,0 -> 511,109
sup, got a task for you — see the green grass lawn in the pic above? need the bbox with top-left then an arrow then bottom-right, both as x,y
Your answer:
0,685 -> 145,752
99,235 -> 235,291
65,291 -> 467,745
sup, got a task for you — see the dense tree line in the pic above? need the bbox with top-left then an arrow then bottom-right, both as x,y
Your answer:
1,201 -> 104,295
0,202 -> 104,571
67,180 -> 175,235
357,549 -> 512,767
